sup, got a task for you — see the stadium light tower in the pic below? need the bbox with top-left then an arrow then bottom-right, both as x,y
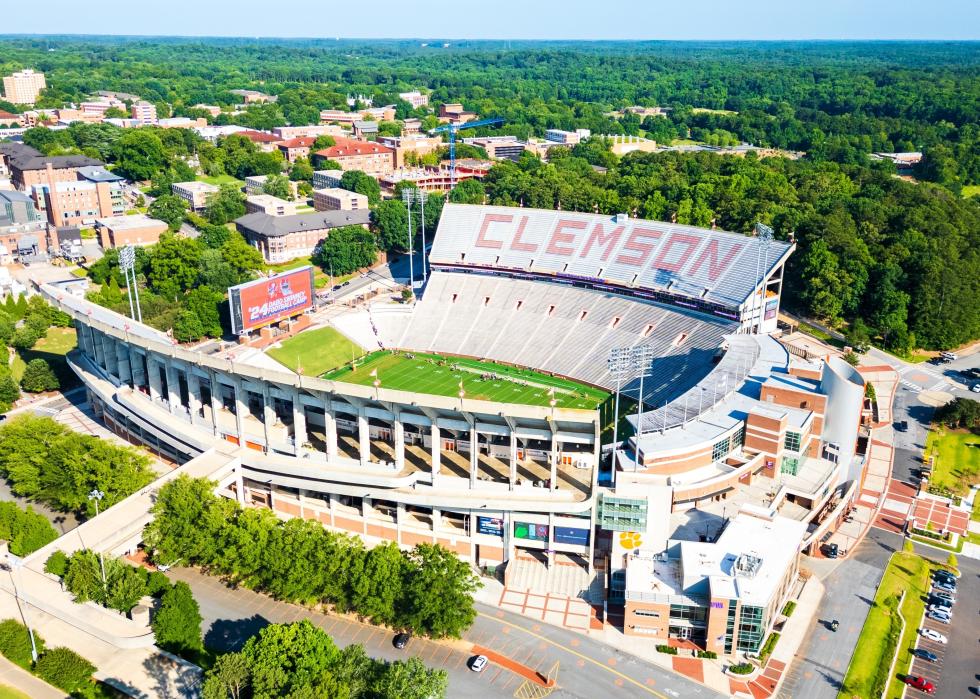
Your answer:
753,223 -> 774,335
607,345 -> 656,465
118,245 -> 142,323
401,189 -> 417,291
402,189 -> 429,285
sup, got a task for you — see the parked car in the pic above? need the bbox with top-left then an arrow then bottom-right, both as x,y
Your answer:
393,632 -> 410,650
931,590 -> 955,603
971,382 -> 980,393
903,676 -> 936,694
960,367 -> 980,380
932,580 -> 956,593
911,648 -> 939,663
928,596 -> 953,609
822,543 -> 839,558
928,604 -> 953,615
919,628 -> 947,644
933,568 -> 959,581
468,655 -> 489,673
926,610 -> 951,624
939,351 -> 958,361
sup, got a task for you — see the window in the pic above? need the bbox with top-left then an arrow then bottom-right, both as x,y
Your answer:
736,605 -> 765,652
784,431 -> 801,452
669,604 -> 707,623
673,333 -> 688,347
712,437 -> 731,462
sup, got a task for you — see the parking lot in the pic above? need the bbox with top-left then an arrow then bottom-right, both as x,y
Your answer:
904,573 -> 957,695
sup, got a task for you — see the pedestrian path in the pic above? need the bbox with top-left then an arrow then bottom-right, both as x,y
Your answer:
0,656 -> 67,699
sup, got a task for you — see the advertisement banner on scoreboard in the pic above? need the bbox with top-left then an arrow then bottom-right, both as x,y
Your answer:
229,267 -> 315,334
476,516 -> 504,537
514,521 -> 549,542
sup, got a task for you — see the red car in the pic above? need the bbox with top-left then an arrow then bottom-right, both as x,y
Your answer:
903,676 -> 936,694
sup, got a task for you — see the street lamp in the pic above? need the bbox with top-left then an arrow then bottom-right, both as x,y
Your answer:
4,553 -> 39,663
88,489 -> 107,586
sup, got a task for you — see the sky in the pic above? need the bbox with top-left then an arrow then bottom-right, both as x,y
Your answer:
2,0 -> 978,41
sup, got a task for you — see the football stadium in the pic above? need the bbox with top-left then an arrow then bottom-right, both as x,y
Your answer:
43,203 -> 874,656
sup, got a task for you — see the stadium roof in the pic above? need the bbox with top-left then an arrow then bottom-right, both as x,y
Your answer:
429,204 -> 794,308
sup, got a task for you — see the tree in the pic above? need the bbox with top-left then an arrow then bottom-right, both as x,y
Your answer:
184,286 -> 225,338
398,543 -> 480,638
35,647 -> 96,694
312,135 -> 335,150
148,194 -> 188,232
339,170 -> 381,206
45,550 -> 69,577
202,652 -> 250,699
262,174 -> 291,200
148,233 -> 204,298
311,225 -> 378,276
20,358 -> 59,393
373,657 -> 448,699
241,620 -> 339,699
946,553 -> 958,572
289,158 -> 314,182
205,184 -> 247,225
173,309 -> 206,343
64,550 -> 108,605
0,501 -> 58,556
152,581 -> 204,657
221,232 -> 264,282
198,249 -> 240,290
349,542 -> 403,625
449,178 -> 485,204
144,475 -> 236,565
111,129 -> 169,182
0,311 -> 15,343
0,367 -> 21,411
372,199 -> 409,253
9,326 -> 39,351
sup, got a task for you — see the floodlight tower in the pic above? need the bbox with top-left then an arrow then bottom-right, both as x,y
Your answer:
752,223 -> 774,335
402,188 -> 430,285
118,245 -> 142,322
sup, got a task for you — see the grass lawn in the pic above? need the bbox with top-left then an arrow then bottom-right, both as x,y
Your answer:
973,498 -> 980,522
962,184 -> 980,198
0,686 -> 32,699
925,425 -> 980,495
267,326 -> 366,377
263,256 -> 355,290
11,327 -> 78,387
669,139 -> 704,147
324,350 -> 609,409
839,551 -> 937,699
196,173 -> 244,187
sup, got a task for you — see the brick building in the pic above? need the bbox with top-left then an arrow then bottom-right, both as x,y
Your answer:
234,209 -> 370,263
95,214 -> 168,249
313,137 -> 395,177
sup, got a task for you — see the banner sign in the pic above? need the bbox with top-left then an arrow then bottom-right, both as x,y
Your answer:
229,267 -> 315,334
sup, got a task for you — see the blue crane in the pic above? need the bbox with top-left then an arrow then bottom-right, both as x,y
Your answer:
430,116 -> 504,188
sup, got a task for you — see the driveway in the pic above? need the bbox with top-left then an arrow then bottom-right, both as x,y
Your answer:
170,567 -> 724,699
777,530 -> 896,698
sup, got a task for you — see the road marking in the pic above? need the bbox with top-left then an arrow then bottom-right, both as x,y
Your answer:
476,612 -> 669,698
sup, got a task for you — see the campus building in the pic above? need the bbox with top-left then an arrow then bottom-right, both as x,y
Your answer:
95,214 -> 168,249
2,69 -> 46,105
171,181 -> 219,212
234,210 -> 371,263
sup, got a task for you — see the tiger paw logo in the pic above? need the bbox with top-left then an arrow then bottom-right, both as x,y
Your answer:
619,531 -> 642,550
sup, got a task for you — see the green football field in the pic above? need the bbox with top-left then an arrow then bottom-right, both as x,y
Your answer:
267,326 -> 366,376
324,351 -> 608,409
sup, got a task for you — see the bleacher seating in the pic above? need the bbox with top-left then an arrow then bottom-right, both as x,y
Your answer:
376,271 -> 734,406
429,204 -> 794,311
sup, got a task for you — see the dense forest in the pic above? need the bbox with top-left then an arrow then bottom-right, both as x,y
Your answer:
1,37 -> 979,349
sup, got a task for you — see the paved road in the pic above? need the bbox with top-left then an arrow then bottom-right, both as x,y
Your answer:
171,567 -> 723,699
778,535 -> 894,698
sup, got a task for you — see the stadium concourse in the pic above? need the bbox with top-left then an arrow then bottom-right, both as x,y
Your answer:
41,204 -> 873,659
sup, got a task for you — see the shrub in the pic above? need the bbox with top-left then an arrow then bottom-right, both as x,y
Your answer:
0,501 -> 58,555
655,644 -> 678,655
782,601 -> 797,617
0,619 -> 45,669
758,632 -> 780,664
45,551 -> 70,577
34,647 -> 96,693
697,650 -> 718,659
728,662 -> 754,675
19,358 -> 60,393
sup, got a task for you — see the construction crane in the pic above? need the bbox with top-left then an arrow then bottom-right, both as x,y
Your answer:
430,116 -> 504,189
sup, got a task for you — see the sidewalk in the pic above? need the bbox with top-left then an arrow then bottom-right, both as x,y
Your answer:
0,656 -> 68,699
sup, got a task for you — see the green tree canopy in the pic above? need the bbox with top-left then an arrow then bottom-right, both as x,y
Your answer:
148,194 -> 188,232
311,225 -> 377,276
339,171 -> 381,206
111,129 -> 169,182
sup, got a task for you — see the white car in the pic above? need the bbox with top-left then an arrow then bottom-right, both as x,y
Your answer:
919,628 -> 947,644
468,655 -> 489,673
971,382 -> 980,393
